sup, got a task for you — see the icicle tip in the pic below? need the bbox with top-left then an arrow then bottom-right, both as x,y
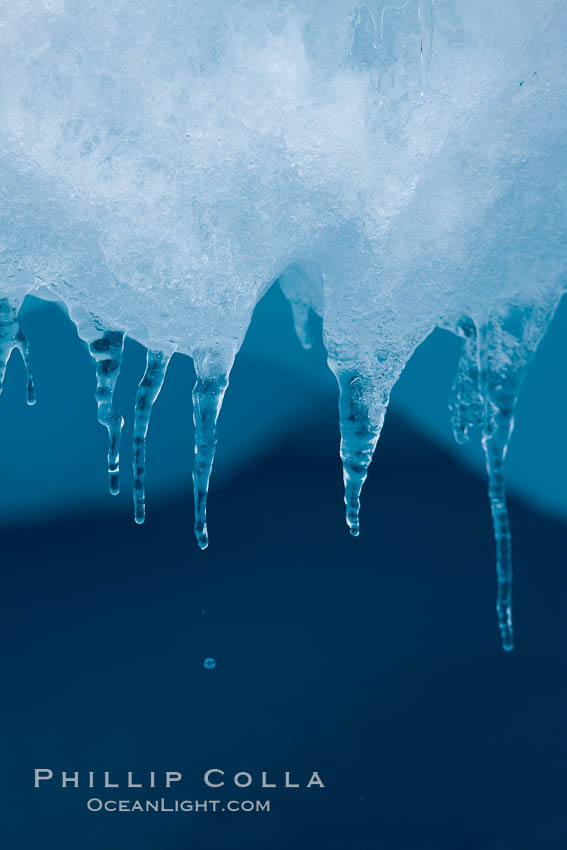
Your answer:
109,468 -> 120,496
195,524 -> 209,550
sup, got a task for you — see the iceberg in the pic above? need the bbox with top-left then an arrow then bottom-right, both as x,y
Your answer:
0,0 -> 565,649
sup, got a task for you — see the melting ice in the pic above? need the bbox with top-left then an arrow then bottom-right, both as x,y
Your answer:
0,0 -> 565,649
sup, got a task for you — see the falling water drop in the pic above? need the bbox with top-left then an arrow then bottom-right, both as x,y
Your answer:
192,351 -> 231,549
133,349 -> 172,524
88,329 -> 125,495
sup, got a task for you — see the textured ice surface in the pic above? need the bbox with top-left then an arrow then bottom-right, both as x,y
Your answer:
0,1 -> 565,647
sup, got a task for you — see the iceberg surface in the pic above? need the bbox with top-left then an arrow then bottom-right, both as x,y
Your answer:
0,0 -> 565,649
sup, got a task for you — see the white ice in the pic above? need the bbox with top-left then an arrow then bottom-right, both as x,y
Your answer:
0,0 -> 565,647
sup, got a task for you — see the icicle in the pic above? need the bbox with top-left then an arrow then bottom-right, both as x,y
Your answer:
328,323 -> 429,537
475,291 -> 562,650
133,349 -> 172,524
88,330 -> 125,496
447,313 -> 517,647
192,350 -> 231,549
0,297 -> 36,405
418,0 -> 434,90
479,337 -> 518,653
16,327 -> 36,406
330,365 -> 386,537
448,316 -> 483,444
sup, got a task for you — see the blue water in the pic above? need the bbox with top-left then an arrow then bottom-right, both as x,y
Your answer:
1,398 -> 566,848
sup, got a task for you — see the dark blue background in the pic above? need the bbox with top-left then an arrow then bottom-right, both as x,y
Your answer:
1,291 -> 566,848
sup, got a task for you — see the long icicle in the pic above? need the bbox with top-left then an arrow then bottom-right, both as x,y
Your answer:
88,330 -> 125,495
448,313 -> 516,649
192,356 -> 230,550
0,297 -> 36,405
476,290 -> 562,650
481,420 -> 514,651
133,349 -> 171,524
478,323 -> 518,653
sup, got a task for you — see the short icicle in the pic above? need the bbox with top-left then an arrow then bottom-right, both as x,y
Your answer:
17,326 -> 36,406
88,330 -> 125,496
192,351 -> 231,550
0,297 -> 36,405
328,323 -> 426,539
133,349 -> 172,524
331,365 -> 385,537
